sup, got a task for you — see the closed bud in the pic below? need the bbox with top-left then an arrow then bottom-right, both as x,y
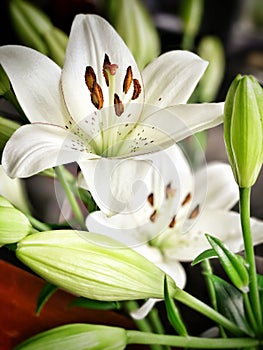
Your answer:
16,230 -> 177,301
9,0 -> 68,66
197,36 -> 225,102
0,65 -> 11,96
224,75 -> 263,187
15,324 -> 127,350
180,0 -> 203,50
0,116 -> 19,156
105,0 -> 160,69
0,195 -> 32,246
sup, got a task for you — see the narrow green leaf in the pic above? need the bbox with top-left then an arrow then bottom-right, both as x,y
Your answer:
257,274 -> 263,310
207,274 -> 253,336
206,234 -> 249,292
191,248 -> 217,266
70,297 -> 120,310
164,276 -> 188,336
36,283 -> 58,316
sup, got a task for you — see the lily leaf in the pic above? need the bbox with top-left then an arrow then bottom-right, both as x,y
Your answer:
70,297 -> 120,310
191,248 -> 217,266
36,282 -> 58,315
205,234 -> 249,292
164,275 -> 188,336
207,274 -> 253,336
257,274 -> 263,310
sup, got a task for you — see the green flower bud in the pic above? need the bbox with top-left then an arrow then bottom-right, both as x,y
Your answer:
224,75 -> 263,187
197,36 -> 225,102
16,230 -> 177,301
0,195 -> 32,245
0,65 -> 11,96
9,0 -> 51,54
43,27 -> 68,67
9,0 -> 68,66
180,0 -> 204,50
104,0 -> 160,69
0,116 -> 19,156
15,324 -> 127,350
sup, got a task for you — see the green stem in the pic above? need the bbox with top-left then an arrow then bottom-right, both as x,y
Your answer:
202,260 -> 227,338
54,166 -> 85,229
126,331 -> 260,349
124,301 -> 162,350
148,307 -> 165,334
173,289 -> 245,336
26,214 -> 52,232
239,187 -> 262,330
243,292 -> 258,332
148,307 -> 171,350
202,260 -> 217,311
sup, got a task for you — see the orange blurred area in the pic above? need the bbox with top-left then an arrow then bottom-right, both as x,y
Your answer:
0,260 -> 147,350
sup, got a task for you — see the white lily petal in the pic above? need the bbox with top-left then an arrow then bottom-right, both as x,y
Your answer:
139,144 -> 193,205
80,157 -> 152,216
119,102 -> 224,157
85,144 -> 193,244
0,46 -> 70,126
130,298 -> 160,320
141,50 -> 208,109
62,14 -> 144,125
157,258 -> 186,289
86,209 -> 159,247
195,162 -> 239,211
2,124 -> 94,178
166,209 -> 263,262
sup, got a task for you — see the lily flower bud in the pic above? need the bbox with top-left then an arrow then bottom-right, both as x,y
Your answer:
224,75 -> 263,187
104,0 -> 160,69
0,116 -> 19,156
16,230 -> 177,301
9,0 -> 68,66
197,36 -> 225,102
15,324 -> 127,350
0,65 -> 10,96
180,0 -> 204,50
0,195 -> 32,246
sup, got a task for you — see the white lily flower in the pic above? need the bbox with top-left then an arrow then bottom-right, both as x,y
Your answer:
86,144 -> 263,318
1,14 -> 223,210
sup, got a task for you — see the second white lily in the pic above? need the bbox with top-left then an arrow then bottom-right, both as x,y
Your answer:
85,144 -> 263,318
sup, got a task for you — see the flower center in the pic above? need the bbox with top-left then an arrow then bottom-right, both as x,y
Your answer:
84,53 -> 142,117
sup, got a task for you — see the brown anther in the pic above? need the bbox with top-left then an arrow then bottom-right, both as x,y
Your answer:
114,93 -> 124,116
104,53 -> 111,66
91,82 -> 104,110
169,215 -> 176,228
85,66 -> 96,92
182,193 -> 192,206
123,66 -> 133,93
150,210 -> 157,223
132,79 -> 142,100
166,183 -> 176,198
189,205 -> 200,219
147,193 -> 154,207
